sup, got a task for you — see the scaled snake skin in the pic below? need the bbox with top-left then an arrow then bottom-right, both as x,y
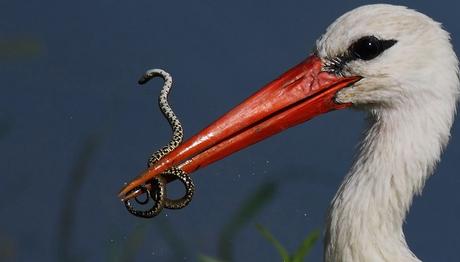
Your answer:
124,69 -> 195,218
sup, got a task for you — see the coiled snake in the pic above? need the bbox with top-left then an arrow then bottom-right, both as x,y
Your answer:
124,69 -> 195,218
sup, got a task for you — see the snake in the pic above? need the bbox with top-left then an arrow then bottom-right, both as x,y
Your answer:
124,69 -> 195,218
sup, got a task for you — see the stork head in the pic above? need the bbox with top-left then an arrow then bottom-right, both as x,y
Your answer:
317,4 -> 459,111
119,4 -> 459,202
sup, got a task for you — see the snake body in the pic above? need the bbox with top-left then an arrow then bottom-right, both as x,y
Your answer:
124,69 -> 195,218
143,69 -> 183,166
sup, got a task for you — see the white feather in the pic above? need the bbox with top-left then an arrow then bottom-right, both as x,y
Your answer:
315,4 -> 459,262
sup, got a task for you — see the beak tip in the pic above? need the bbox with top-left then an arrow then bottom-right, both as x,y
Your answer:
118,193 -> 125,200
118,187 -> 128,200
118,183 -> 144,201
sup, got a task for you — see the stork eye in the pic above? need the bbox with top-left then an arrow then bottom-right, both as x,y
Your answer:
349,36 -> 397,61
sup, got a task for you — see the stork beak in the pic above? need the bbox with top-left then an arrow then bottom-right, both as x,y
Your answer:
119,55 -> 361,201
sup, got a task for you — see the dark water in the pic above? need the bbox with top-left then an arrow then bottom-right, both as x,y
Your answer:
2,1 -> 460,261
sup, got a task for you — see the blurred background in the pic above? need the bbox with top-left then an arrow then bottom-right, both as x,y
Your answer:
2,0 -> 460,261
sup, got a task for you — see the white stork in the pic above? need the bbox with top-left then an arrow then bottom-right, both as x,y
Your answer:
120,4 -> 459,261
320,5 -> 459,261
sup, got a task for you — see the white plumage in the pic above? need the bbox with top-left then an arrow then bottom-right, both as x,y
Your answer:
317,4 -> 459,262
117,4 -> 459,261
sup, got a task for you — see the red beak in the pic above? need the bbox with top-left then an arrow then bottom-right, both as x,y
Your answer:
119,55 -> 360,201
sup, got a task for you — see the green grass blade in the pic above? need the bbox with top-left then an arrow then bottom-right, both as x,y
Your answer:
291,229 -> 320,262
255,224 -> 290,262
154,216 -> 189,262
197,254 -> 226,262
0,235 -> 15,261
218,181 -> 277,261
0,37 -> 43,60
56,132 -> 104,262
118,223 -> 150,262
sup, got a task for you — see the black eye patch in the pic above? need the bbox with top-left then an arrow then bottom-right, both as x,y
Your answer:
349,36 -> 397,61
323,36 -> 397,75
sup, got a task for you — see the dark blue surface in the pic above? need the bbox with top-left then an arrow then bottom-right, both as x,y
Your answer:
1,1 -> 459,261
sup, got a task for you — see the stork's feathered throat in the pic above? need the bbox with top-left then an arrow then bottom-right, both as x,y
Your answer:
119,4 -> 459,261
318,5 -> 459,262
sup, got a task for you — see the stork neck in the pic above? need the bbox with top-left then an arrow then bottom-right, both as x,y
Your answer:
324,104 -> 452,262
